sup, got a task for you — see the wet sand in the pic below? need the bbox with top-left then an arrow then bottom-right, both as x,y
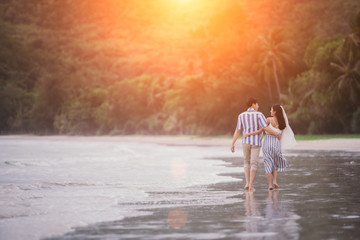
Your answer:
24,135 -> 359,240
46,150 -> 360,240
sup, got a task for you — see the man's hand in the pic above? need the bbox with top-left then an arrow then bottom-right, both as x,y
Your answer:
231,129 -> 241,153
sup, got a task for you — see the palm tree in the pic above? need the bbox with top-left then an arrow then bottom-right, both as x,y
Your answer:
256,61 -> 273,101
257,29 -> 293,100
330,52 -> 360,105
343,10 -> 360,58
330,11 -> 360,106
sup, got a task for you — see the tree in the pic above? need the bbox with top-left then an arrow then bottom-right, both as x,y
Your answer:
256,29 -> 293,101
330,11 -> 360,106
330,54 -> 360,105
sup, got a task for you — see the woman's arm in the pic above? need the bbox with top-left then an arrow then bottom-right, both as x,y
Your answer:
243,128 -> 263,138
243,118 -> 272,138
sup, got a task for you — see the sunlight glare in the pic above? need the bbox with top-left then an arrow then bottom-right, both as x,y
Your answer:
176,0 -> 193,5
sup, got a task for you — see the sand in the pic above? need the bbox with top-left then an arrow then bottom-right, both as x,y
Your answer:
36,136 -> 360,240
1,135 -> 359,152
1,135 -> 360,239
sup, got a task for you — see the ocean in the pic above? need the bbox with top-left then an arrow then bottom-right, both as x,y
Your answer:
0,137 -> 236,240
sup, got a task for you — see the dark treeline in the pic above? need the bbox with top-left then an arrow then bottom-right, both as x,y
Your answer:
0,0 -> 359,135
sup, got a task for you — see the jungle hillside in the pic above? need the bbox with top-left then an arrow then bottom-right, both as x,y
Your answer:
1,0 -> 360,135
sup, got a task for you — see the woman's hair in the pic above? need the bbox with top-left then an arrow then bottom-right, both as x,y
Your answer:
272,104 -> 286,130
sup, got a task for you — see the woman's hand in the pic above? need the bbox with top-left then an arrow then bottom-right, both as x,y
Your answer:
243,133 -> 250,138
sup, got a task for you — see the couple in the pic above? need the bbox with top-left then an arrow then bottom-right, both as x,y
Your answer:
231,97 -> 296,191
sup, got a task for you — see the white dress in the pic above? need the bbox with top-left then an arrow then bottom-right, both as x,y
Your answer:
262,124 -> 289,174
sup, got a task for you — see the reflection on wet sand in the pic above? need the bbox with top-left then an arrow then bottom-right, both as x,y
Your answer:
239,190 -> 300,240
167,208 -> 188,229
245,191 -> 260,217
244,191 -> 260,235
265,190 -> 279,216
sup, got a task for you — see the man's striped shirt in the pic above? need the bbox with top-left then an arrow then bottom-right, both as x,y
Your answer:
236,108 -> 268,146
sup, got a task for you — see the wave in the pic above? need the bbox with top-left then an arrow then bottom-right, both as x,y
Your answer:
1,161 -> 33,167
0,182 -> 126,192
0,160 -> 52,168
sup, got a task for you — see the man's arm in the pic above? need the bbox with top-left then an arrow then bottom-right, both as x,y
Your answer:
231,129 -> 241,152
263,126 -> 281,139
259,115 -> 281,140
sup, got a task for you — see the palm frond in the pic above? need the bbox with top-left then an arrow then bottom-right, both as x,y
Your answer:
338,76 -> 347,90
330,62 -> 346,73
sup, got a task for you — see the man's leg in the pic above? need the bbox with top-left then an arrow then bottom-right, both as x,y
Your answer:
249,145 -> 261,191
249,170 -> 257,191
244,168 -> 250,189
242,143 -> 251,189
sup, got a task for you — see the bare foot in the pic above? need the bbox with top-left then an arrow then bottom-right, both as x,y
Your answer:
249,186 -> 255,192
268,185 -> 273,190
274,183 -> 279,189
244,184 -> 249,190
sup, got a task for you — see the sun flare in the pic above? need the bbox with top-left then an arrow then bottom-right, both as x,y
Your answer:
176,0 -> 194,5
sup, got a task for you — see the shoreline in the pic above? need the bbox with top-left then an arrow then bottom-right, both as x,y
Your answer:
42,140 -> 360,239
0,135 -> 237,240
1,135 -> 360,239
1,135 -> 360,152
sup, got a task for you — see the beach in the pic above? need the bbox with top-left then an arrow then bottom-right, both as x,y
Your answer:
2,135 -> 360,150
0,135 -> 360,240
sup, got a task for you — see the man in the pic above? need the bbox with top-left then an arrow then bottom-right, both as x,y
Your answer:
231,97 -> 279,191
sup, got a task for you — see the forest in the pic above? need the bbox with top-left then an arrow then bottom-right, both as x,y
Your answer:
0,0 -> 359,135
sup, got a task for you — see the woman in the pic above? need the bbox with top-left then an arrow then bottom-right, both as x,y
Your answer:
244,104 -> 296,190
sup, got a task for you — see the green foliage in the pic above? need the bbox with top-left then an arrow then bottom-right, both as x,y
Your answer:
1,0 -> 360,135
287,11 -> 360,134
294,134 -> 360,140
351,108 -> 360,133
305,35 -> 344,70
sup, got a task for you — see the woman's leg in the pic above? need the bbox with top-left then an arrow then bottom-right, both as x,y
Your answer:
267,173 -> 273,190
273,169 -> 279,188
263,135 -> 275,190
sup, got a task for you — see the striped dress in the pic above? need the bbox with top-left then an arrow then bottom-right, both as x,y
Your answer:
263,124 -> 289,174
